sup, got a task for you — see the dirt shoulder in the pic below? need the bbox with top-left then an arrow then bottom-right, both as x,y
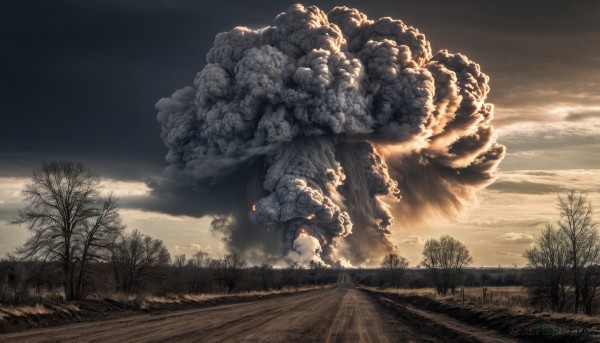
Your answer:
362,288 -> 600,343
0,286 -> 326,334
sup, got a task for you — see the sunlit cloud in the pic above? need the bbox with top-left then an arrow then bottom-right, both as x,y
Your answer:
0,177 -> 25,204
101,179 -> 151,197
173,243 -> 223,257
175,243 -> 202,251
491,169 -> 600,193
495,104 -> 600,127
499,232 -> 534,244
399,235 -> 425,246
119,209 -> 199,222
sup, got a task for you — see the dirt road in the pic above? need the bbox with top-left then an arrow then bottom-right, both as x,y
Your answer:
0,280 -> 412,342
0,276 -> 515,342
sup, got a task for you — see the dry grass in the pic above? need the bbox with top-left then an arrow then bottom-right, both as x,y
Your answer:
0,285 -> 328,323
374,287 -> 437,297
0,304 -> 53,321
140,285 -> 329,306
92,285 -> 332,310
545,312 -> 600,326
0,302 -> 81,323
371,286 -> 600,326
458,286 -> 530,313
370,286 -> 532,313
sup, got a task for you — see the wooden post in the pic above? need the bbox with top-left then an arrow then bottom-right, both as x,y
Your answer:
482,286 -> 488,305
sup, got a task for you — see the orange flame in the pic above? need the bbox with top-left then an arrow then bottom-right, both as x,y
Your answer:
251,204 -> 256,212
299,228 -> 307,236
304,213 -> 315,220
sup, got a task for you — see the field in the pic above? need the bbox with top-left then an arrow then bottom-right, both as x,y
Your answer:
384,286 -> 532,312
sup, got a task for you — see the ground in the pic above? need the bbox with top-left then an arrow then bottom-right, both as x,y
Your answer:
0,275 -> 596,342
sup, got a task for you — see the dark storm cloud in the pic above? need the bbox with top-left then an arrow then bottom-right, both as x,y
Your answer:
1,0 -> 598,180
565,110 -> 600,122
488,181 -> 566,195
0,0 -> 266,180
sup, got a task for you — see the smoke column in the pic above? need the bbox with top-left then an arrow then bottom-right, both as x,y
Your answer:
155,4 -> 505,266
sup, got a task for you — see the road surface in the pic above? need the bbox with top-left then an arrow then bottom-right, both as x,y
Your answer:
0,275 -> 509,342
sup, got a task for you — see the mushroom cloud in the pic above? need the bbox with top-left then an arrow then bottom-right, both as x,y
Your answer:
155,4 -> 505,267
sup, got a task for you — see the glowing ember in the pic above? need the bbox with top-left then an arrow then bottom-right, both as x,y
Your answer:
299,228 -> 307,236
251,204 -> 256,212
304,213 -> 315,220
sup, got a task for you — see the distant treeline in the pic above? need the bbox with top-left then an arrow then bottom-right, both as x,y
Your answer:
352,267 -> 528,290
0,257 -> 337,305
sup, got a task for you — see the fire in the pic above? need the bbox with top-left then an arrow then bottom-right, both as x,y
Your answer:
251,204 -> 256,212
304,213 -> 315,220
299,228 -> 307,236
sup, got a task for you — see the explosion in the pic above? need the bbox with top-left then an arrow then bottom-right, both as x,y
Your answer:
156,4 -> 505,266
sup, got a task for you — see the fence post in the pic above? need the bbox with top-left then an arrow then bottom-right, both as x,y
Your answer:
482,286 -> 488,305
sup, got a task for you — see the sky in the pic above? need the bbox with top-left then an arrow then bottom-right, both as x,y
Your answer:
1,0 -> 599,267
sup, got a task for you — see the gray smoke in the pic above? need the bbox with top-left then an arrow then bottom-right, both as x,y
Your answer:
155,4 -> 505,266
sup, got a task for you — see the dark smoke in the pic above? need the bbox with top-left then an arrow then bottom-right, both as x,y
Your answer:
155,4 -> 505,266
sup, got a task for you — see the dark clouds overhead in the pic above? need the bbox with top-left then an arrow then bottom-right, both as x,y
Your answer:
1,0 -> 599,267
1,0 -> 598,177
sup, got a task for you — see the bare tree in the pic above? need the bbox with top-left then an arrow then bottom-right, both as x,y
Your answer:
12,161 -> 124,300
420,235 -> 472,295
524,223 -> 570,312
173,254 -> 187,269
580,241 -> 600,315
218,253 -> 246,293
0,254 -> 36,304
190,251 -> 210,269
288,262 -> 303,290
110,230 -> 171,293
557,191 -> 598,313
188,251 -> 211,293
258,263 -> 274,291
380,253 -> 409,289
308,260 -> 323,285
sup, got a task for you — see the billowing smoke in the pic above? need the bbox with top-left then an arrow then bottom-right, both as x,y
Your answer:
155,4 -> 505,266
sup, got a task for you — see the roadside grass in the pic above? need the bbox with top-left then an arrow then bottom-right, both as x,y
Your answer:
0,304 -> 53,320
367,286 -> 600,327
94,285 -> 331,309
370,286 -> 530,311
0,284 -> 330,323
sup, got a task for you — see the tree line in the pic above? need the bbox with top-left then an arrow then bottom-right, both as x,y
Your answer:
1,161 -> 334,304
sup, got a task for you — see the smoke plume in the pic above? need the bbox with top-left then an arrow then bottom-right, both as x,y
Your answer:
155,4 -> 505,266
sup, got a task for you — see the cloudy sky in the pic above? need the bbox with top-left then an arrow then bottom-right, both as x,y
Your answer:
1,0 -> 599,266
